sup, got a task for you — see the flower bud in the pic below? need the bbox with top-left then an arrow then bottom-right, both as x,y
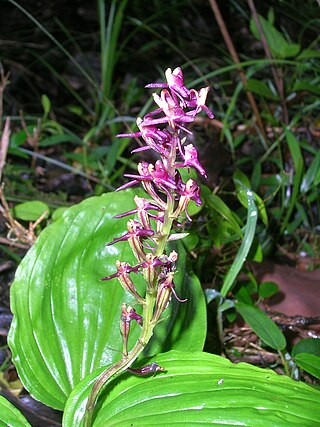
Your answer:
127,362 -> 165,376
152,273 -> 174,324
114,261 -> 145,304
120,304 -> 143,355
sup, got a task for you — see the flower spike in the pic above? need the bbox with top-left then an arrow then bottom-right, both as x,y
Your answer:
86,66 -> 214,426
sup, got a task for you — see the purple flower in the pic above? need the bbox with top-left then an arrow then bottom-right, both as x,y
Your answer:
181,144 -> 207,177
123,161 -> 176,194
165,67 -> 190,100
118,118 -> 173,158
152,272 -> 187,323
145,66 -> 189,103
101,261 -> 140,281
121,304 -> 143,326
107,219 -> 154,246
127,362 -> 165,376
187,87 -> 214,119
120,303 -> 143,355
152,90 -> 194,128
102,260 -> 145,303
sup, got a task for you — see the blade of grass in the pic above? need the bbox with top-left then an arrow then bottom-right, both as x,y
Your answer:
280,130 -> 304,235
99,0 -> 129,99
16,147 -> 113,189
220,184 -> 258,297
220,81 -> 243,159
190,58 -> 316,87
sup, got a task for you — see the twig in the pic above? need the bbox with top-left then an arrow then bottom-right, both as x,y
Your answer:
19,110 -> 40,170
208,0 -> 268,146
0,236 -> 30,250
0,117 -> 10,182
269,311 -> 320,330
0,66 -> 10,131
0,260 -> 14,273
247,0 -> 289,124
0,184 -> 47,247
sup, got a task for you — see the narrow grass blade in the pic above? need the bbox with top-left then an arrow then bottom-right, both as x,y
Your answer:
220,185 -> 258,297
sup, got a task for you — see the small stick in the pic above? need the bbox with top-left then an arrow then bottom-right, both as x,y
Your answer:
0,66 -> 10,131
0,117 -> 10,182
208,0 -> 268,145
247,0 -> 289,124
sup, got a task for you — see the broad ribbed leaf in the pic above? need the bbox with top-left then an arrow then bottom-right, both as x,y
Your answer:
0,396 -> 31,426
63,350 -> 320,426
8,191 -> 206,410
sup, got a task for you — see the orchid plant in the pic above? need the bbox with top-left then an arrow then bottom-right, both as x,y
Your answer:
6,66 -> 320,427
84,67 -> 214,425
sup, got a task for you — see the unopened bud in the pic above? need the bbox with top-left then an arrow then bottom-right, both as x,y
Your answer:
127,362 -> 165,376
120,304 -> 143,355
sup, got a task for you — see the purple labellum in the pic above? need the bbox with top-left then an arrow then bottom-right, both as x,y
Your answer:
187,87 -> 214,119
127,362 -> 165,376
101,261 -> 140,281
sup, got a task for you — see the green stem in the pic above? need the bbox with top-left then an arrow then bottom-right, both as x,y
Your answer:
84,290 -> 157,426
278,350 -> 290,376
84,178 -> 176,426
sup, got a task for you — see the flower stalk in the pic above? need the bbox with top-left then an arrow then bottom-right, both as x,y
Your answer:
84,67 -> 213,426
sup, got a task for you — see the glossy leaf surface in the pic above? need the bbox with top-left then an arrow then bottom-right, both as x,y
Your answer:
63,350 -> 320,426
0,396 -> 31,427
8,191 -> 206,410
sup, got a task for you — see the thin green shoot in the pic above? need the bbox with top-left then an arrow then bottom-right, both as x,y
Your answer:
220,184 -> 258,297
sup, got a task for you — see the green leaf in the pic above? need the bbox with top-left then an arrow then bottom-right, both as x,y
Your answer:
259,281 -> 279,299
39,134 -> 80,147
300,151 -> 320,193
292,338 -> 320,358
281,130 -> 304,234
246,79 -> 279,100
235,284 -> 254,305
220,186 -> 258,297
63,350 -> 320,426
12,200 -> 49,221
233,170 -> 268,226
292,80 -> 320,96
0,395 -> 31,426
219,299 -> 234,312
51,206 -> 68,221
41,94 -> 51,116
267,7 -> 275,24
205,193 -> 242,235
235,302 -> 286,350
294,353 -> 320,379
250,14 -> 300,59
297,49 -> 320,60
8,191 -> 206,410
182,233 -> 199,252
286,130 -> 303,172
